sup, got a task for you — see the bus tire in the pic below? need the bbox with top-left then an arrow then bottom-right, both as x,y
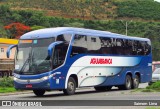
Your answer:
63,77 -> 76,95
124,75 -> 132,90
118,75 -> 132,90
33,90 -> 45,96
132,75 -> 140,89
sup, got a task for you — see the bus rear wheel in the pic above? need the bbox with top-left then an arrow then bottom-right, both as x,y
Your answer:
33,90 -> 45,96
63,77 -> 76,95
132,75 -> 140,89
126,75 -> 132,90
118,75 -> 132,90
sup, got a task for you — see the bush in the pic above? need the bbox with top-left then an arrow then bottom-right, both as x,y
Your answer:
114,0 -> 160,20
0,77 -> 14,87
146,81 -> 160,90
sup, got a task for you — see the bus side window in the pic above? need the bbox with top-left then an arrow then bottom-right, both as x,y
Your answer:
139,41 -> 146,55
70,35 -> 87,57
56,34 -> 72,43
100,37 -> 112,54
132,40 -> 138,55
116,38 -> 124,55
87,36 -> 101,54
124,39 -> 132,55
144,41 -> 151,55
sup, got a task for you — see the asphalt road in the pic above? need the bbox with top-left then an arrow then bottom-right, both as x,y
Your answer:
0,83 -> 160,109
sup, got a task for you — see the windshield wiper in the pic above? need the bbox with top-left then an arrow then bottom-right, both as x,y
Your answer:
19,55 -> 30,74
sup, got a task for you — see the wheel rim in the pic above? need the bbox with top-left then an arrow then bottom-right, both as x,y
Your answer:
126,77 -> 131,88
134,77 -> 139,87
68,81 -> 74,92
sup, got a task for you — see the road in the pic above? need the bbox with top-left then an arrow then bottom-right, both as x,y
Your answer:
0,83 -> 160,109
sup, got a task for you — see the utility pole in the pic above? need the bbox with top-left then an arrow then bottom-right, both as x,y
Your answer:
121,20 -> 132,36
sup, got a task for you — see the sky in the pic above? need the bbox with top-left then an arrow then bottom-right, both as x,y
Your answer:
154,0 -> 160,2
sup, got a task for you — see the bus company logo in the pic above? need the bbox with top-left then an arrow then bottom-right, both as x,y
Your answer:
27,80 -> 30,83
2,101 -> 11,106
90,58 -> 112,64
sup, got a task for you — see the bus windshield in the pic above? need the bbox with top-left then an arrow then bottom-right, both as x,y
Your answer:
14,38 -> 54,75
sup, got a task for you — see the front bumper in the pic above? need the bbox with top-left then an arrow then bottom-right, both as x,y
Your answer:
14,78 -> 51,90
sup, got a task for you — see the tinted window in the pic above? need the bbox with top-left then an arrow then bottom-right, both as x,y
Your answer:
70,34 -> 151,56
87,36 -> 101,54
115,38 -> 125,55
100,37 -> 113,54
56,34 -> 72,44
52,34 -> 71,68
144,41 -> 151,55
71,35 -> 87,57
123,40 -> 132,55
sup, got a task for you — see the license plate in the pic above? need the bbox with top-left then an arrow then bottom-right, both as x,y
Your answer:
26,84 -> 32,88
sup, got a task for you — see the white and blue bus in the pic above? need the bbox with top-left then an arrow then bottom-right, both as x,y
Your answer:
7,27 -> 152,96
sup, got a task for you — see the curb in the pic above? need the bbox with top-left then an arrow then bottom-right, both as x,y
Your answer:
0,91 -> 32,96
0,88 -> 93,96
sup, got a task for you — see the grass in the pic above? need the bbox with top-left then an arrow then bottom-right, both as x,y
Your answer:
141,89 -> 155,92
0,77 -> 19,93
130,88 -> 154,92
131,81 -> 160,93
146,81 -> 160,91
146,107 -> 160,109
0,77 -> 14,87
0,87 -> 17,93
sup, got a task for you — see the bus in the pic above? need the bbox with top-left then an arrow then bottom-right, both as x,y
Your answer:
7,27 -> 152,96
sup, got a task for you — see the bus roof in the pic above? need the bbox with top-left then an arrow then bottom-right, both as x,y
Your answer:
20,27 -> 150,41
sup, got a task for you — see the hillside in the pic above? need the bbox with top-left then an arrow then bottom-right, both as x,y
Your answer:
1,0 -> 116,20
0,0 -> 160,60
1,0 -> 160,21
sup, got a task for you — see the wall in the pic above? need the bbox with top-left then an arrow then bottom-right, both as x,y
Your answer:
0,44 -> 16,59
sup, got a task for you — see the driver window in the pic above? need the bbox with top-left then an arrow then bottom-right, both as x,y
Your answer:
52,34 -> 72,69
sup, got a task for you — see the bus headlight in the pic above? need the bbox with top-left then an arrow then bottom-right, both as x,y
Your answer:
14,77 -> 18,81
42,76 -> 49,80
49,73 -> 56,78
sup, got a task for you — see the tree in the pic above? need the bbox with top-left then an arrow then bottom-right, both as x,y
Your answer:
31,25 -> 45,30
63,22 -> 84,28
0,5 -> 12,24
144,24 -> 160,60
4,22 -> 31,39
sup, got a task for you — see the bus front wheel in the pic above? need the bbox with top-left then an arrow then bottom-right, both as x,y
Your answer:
63,77 -> 76,95
33,90 -> 45,96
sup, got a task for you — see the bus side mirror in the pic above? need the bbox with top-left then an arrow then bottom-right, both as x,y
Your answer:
7,45 -> 17,58
48,41 -> 63,57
